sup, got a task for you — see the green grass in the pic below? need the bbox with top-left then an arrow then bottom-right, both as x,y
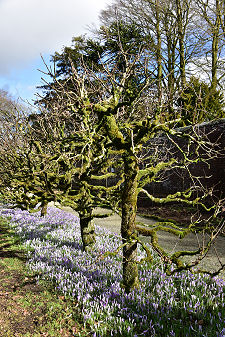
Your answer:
0,216 -> 90,337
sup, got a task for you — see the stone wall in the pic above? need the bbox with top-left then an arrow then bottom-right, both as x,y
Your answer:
140,119 -> 225,205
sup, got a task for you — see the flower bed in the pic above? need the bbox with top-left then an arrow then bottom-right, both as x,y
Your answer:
0,205 -> 224,336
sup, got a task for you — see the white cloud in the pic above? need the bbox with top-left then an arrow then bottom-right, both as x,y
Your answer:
0,0 -> 109,76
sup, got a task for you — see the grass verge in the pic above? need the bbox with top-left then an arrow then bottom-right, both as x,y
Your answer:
0,216 -> 89,337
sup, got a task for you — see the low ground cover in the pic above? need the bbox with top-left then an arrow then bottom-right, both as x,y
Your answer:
0,205 -> 225,336
0,214 -> 90,336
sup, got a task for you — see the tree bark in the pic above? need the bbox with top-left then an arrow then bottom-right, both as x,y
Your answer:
165,11 -> 176,118
40,200 -> 48,217
79,210 -> 96,252
211,0 -> 220,91
176,0 -> 187,89
155,0 -> 163,108
121,153 -> 139,293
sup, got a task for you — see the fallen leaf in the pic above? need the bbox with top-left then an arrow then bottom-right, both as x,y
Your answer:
198,319 -> 204,325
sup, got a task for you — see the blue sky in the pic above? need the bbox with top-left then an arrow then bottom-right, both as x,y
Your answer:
0,0 -> 110,105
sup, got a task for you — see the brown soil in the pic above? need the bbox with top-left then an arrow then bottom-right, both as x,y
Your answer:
0,254 -> 48,336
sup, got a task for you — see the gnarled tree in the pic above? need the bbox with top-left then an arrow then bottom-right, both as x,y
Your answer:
62,45 -> 225,292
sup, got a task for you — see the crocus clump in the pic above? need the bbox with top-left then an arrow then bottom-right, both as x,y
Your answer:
0,205 -> 224,336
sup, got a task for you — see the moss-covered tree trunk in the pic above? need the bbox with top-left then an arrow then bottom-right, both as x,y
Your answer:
121,154 -> 139,293
40,199 -> 48,217
79,209 -> 96,252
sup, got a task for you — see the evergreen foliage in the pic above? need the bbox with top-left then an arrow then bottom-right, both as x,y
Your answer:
177,76 -> 225,125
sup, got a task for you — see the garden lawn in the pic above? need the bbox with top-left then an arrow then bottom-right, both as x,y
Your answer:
0,205 -> 224,337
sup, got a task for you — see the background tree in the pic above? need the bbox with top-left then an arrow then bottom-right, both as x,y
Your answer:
177,76 -> 225,124
38,0 -> 225,126
37,36 -> 105,109
99,0 -> 225,123
37,22 -> 149,114
194,0 -> 225,91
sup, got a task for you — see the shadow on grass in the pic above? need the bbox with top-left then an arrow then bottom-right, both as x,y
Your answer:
0,219 -> 27,261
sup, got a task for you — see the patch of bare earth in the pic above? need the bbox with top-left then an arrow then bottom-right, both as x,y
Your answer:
0,257 -> 47,336
0,254 -> 86,337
